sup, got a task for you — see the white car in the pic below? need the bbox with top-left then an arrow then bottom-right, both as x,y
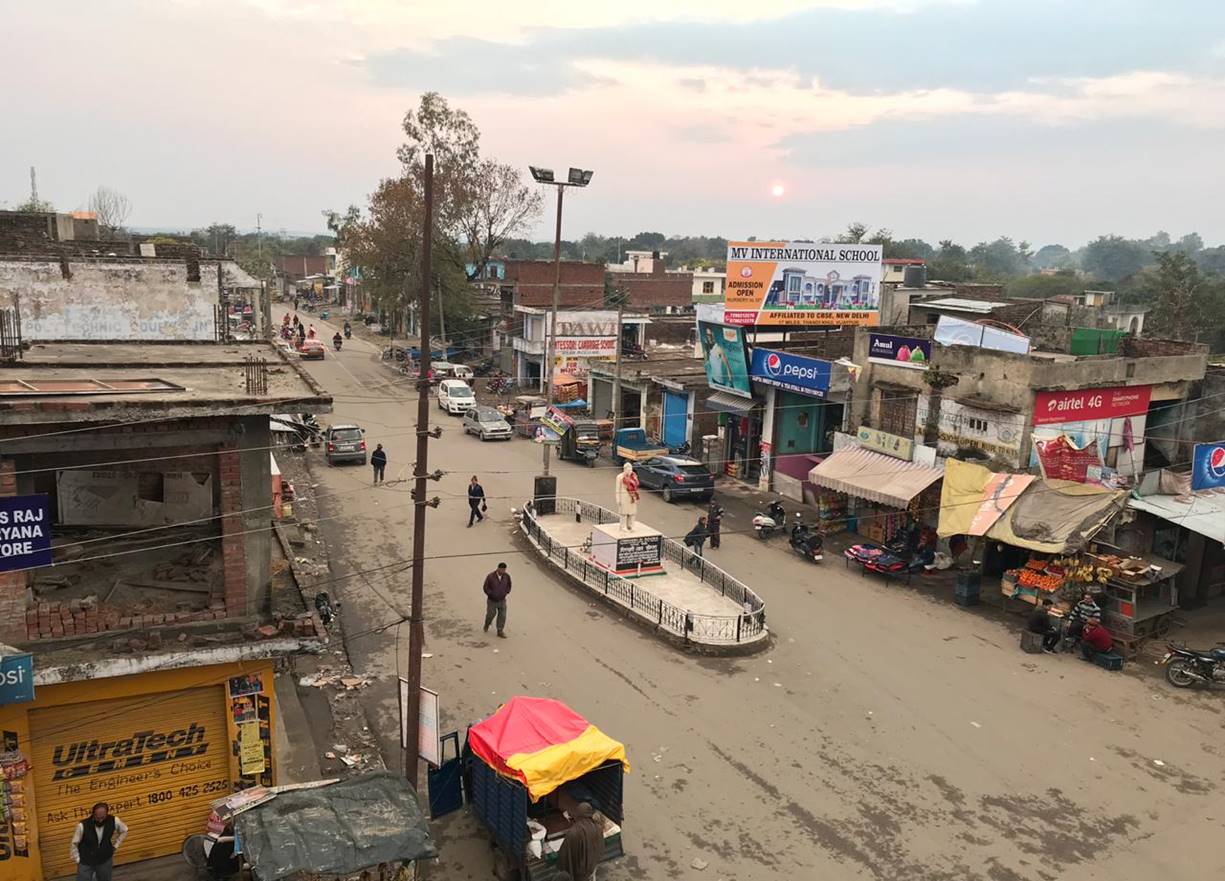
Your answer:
432,362 -> 474,381
463,406 -> 512,441
437,379 -> 475,414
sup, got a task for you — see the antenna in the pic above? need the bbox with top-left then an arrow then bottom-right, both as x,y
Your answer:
29,166 -> 37,204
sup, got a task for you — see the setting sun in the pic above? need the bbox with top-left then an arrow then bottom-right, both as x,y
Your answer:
771,183 -> 785,197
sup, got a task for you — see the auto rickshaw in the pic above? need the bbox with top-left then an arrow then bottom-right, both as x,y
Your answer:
557,415 -> 602,467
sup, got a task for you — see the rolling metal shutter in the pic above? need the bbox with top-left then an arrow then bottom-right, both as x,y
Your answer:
30,686 -> 230,879
662,391 -> 688,447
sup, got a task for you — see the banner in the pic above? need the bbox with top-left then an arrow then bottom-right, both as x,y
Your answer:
238,721 -> 266,776
1034,434 -> 1103,482
724,241 -> 883,327
1191,441 -> 1225,491
749,348 -> 831,397
697,321 -> 752,397
553,336 -> 617,358
867,333 -> 931,369
0,653 -> 35,705
1033,386 -> 1151,426
0,495 -> 51,573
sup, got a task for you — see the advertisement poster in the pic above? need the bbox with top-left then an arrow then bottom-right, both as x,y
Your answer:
749,349 -> 831,397
238,721 -> 266,776
228,673 -> 263,698
1034,434 -> 1103,483
1032,386 -> 1151,426
697,321 -> 752,397
857,427 -> 914,461
0,494 -> 51,573
868,333 -> 931,369
724,241 -> 883,327
400,679 -> 441,767
0,653 -> 35,705
1191,441 -> 1225,491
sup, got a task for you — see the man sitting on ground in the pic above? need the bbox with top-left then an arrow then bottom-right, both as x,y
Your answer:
1080,618 -> 1114,660
1027,597 -> 1061,653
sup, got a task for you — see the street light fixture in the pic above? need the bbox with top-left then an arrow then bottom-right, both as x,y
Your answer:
529,164 -> 595,489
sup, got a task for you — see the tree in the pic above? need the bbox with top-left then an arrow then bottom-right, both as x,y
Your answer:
886,238 -> 935,261
87,186 -> 132,236
1146,251 -> 1202,341
1174,232 -> 1203,255
1195,246 -> 1225,274
1081,235 -> 1150,282
968,237 -> 1028,280
929,240 -> 972,282
1031,243 -> 1073,271
1005,272 -> 1082,299
13,196 -> 54,212
629,231 -> 666,251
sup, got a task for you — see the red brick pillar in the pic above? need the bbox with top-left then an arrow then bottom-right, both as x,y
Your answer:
0,460 -> 30,643
219,449 -> 248,617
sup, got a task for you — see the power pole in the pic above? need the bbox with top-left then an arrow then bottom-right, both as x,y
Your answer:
542,184 -> 565,477
256,213 -> 263,266
404,154 -> 436,792
29,167 -> 38,206
612,297 -> 624,430
436,280 -> 447,357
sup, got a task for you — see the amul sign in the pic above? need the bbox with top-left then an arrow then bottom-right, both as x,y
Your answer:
0,495 -> 51,572
1032,386 -> 1151,426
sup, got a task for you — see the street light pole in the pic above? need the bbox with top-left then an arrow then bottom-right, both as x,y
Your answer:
542,184 -> 564,476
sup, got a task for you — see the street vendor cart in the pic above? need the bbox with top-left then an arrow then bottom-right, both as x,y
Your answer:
441,696 -> 629,881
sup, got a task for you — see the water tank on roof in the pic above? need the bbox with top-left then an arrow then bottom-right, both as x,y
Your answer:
903,265 -> 927,288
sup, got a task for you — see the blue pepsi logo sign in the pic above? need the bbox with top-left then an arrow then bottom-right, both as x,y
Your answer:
749,348 -> 832,397
1192,441 -> 1225,492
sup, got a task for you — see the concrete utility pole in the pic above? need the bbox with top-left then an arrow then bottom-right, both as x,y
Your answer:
28,167 -> 37,205
542,183 -> 564,477
256,213 -> 263,266
404,154 -> 436,792
612,297 -> 624,432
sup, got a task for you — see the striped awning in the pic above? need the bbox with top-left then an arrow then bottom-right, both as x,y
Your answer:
706,391 -> 758,414
809,446 -> 943,508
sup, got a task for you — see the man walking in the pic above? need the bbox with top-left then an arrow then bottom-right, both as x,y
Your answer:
370,444 -> 387,485
684,516 -> 709,562
71,802 -> 128,881
467,475 -> 486,527
482,562 -> 511,638
706,499 -> 725,550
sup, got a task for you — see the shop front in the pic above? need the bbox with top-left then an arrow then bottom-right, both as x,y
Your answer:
706,391 -> 764,482
0,661 -> 276,881
808,442 -> 943,544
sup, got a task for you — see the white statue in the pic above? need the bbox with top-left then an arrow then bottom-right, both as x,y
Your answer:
614,462 -> 640,531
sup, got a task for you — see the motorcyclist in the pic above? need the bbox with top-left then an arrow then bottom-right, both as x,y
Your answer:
343,321 -> 352,339
332,332 -> 343,350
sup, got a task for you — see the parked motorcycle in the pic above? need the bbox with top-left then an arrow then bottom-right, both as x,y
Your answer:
668,440 -> 691,456
752,501 -> 787,540
1162,642 -> 1225,688
788,513 -> 824,563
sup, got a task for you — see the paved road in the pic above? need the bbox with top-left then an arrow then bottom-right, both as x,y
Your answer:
295,319 -> 1225,881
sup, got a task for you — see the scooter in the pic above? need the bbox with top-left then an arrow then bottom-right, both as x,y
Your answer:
788,513 -> 824,563
752,501 -> 786,540
343,323 -> 352,339
333,335 -> 343,352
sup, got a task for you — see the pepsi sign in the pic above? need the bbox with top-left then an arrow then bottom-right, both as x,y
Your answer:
749,348 -> 832,397
1191,441 -> 1225,491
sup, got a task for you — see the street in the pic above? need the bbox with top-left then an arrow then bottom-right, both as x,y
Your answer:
298,320 -> 1225,881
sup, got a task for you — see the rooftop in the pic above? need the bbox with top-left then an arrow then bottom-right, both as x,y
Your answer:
0,341 -> 331,423
919,297 -> 1015,314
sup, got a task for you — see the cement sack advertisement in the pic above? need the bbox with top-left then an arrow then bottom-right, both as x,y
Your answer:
724,241 -> 883,327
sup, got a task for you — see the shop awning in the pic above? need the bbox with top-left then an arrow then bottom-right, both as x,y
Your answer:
468,696 -> 630,801
808,447 -> 943,508
985,479 -> 1126,554
1128,493 -> 1225,545
706,390 -> 757,414
937,458 -> 1034,537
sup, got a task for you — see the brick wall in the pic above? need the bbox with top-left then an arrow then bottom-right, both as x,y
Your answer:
219,448 -> 248,615
0,460 -> 28,642
617,272 -> 693,310
1120,337 -> 1209,358
505,260 -> 604,307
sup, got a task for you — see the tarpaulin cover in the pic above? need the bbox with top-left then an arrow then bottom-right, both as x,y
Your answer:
937,458 -> 1034,537
234,772 -> 437,880
985,478 -> 1126,554
808,446 -> 943,508
468,696 -> 630,801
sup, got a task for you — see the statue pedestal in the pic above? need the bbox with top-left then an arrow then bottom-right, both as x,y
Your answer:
589,522 -> 664,578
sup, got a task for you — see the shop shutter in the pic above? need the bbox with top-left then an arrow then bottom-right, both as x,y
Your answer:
662,391 -> 688,447
30,686 -> 230,879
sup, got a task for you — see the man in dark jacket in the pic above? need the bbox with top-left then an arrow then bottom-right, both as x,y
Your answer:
684,516 -> 709,560
71,802 -> 129,881
557,802 -> 604,881
370,444 -> 387,485
1026,597 -> 1060,652
483,562 -> 511,637
467,475 -> 486,527
706,500 -> 724,550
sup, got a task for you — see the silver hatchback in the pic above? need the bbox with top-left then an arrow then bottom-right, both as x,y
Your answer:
463,406 -> 512,441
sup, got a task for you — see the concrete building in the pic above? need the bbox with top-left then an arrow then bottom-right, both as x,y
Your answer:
511,306 -> 649,391
606,250 -> 693,313
687,267 -> 727,305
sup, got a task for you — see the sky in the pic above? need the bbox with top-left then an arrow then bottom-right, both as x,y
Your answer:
4,0 -> 1225,247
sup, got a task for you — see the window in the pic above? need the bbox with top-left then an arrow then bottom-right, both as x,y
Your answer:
966,416 -> 988,434
702,281 -> 715,294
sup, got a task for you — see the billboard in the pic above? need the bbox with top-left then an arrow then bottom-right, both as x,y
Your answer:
749,348 -> 831,398
1032,386 -> 1151,426
0,495 -> 51,573
724,241 -> 883,327
868,333 -> 931,369
697,321 -> 752,397
1191,441 -> 1225,491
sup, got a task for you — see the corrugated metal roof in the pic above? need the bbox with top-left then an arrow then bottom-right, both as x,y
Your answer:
922,298 -> 1004,313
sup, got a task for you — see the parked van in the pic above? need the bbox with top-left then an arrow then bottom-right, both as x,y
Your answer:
432,362 -> 474,381
437,379 -> 476,414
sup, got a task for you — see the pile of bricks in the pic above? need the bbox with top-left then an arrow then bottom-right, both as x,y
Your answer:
25,599 -> 230,640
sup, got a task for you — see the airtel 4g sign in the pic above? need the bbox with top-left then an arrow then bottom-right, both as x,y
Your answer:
1032,386 -> 1151,426
749,348 -> 832,398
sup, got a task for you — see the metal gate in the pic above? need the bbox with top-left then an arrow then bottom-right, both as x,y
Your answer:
30,687 -> 230,879
662,390 -> 688,448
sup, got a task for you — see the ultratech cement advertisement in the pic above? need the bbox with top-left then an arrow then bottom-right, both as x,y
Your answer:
725,241 -> 883,327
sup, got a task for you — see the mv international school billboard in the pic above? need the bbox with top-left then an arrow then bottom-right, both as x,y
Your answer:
724,241 -> 884,327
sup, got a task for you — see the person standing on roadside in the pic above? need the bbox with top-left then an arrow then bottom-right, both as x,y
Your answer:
71,802 -> 128,881
482,562 -> 511,638
684,516 -> 709,560
706,499 -> 725,550
370,443 -> 387,485
467,475 -> 487,527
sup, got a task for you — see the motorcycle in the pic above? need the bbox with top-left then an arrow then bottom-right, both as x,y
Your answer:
752,501 -> 786,540
343,323 -> 352,339
1161,642 -> 1225,688
668,440 -> 691,456
333,335 -> 343,352
788,513 -> 824,563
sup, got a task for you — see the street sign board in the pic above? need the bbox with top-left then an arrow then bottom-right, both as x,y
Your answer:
0,494 -> 52,573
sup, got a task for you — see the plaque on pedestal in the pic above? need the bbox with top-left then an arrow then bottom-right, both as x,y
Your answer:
589,522 -> 664,577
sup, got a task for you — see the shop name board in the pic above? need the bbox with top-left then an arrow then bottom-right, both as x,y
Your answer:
749,348 -> 831,398
857,427 -> 914,460
725,240 -> 882,327
0,495 -> 51,573
0,653 -> 34,705
1032,386 -> 1151,426
868,333 -> 930,369
1191,441 -> 1225,491
50,723 -> 208,780
554,336 -> 617,356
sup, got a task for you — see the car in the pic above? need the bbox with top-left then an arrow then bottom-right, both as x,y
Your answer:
632,456 -> 715,503
436,379 -> 475,415
298,339 -> 326,360
324,424 -> 367,465
463,406 -> 513,441
432,361 -> 474,381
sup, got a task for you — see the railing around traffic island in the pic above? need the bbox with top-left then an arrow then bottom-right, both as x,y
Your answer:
520,498 -> 767,645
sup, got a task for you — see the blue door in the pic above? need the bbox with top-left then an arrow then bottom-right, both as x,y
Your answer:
662,391 -> 689,447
